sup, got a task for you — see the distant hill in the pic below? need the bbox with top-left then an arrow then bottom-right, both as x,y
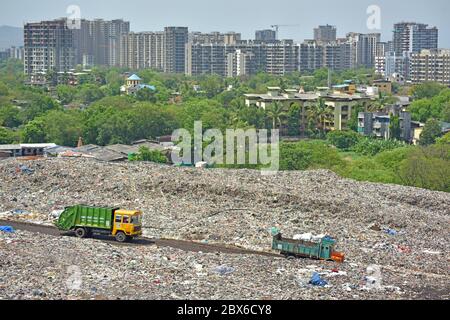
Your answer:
0,26 -> 23,50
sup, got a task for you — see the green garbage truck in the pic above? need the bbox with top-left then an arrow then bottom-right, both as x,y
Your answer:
55,205 -> 143,242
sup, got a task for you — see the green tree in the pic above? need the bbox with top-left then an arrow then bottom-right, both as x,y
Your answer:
0,126 -> 16,144
398,144 -> 450,192
436,132 -> 450,145
348,104 -> 364,132
389,114 -> 401,140
420,119 -> 442,146
77,84 -> 105,104
327,130 -> 361,150
440,102 -> 450,122
286,103 -> 301,136
266,101 -> 287,130
0,105 -> 21,128
411,82 -> 446,99
279,141 -> 344,171
22,118 -> 47,143
136,87 -> 157,103
307,98 -> 333,135
135,146 -> 167,164
56,85 -> 77,104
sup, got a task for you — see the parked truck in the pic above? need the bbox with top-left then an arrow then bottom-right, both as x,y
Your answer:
55,205 -> 143,242
272,231 -> 345,263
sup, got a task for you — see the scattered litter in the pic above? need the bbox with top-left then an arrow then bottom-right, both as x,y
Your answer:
384,228 -> 398,236
397,245 -> 411,254
293,233 -> 312,241
195,161 -> 208,169
309,272 -> 328,287
17,165 -> 34,175
12,209 -> 30,215
0,226 -> 15,233
422,250 -> 441,255
0,157 -> 448,299
214,265 -> 235,276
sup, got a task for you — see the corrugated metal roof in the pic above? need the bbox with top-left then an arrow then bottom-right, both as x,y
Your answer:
0,144 -> 21,150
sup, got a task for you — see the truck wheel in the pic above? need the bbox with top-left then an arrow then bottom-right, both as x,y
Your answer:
75,228 -> 87,239
115,232 -> 127,243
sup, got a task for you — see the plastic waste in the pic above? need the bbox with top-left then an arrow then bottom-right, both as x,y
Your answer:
293,233 -> 312,241
384,228 -> 398,236
309,272 -> 328,287
214,265 -> 235,276
0,226 -> 15,233
12,209 -> 30,215
18,165 -> 34,175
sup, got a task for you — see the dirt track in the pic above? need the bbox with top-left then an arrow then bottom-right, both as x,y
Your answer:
0,219 -> 279,257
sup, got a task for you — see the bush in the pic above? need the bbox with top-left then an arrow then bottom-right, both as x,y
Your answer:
420,118 -> 443,146
280,140 -> 344,171
327,130 -> 361,150
351,138 -> 406,156
334,157 -> 398,184
0,126 -> 17,144
397,144 -> 450,192
134,146 -> 168,164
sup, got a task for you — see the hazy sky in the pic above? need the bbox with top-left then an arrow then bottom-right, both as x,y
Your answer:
1,0 -> 449,46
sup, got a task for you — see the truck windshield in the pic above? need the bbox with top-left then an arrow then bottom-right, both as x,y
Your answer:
131,215 -> 141,225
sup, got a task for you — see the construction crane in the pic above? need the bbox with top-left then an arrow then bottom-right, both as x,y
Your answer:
271,24 -> 301,40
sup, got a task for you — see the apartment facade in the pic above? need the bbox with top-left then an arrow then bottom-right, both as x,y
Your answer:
393,22 -> 438,55
358,111 -> 413,142
24,19 -> 75,84
73,19 -> 130,67
314,25 -> 337,42
255,29 -> 277,42
409,49 -> 450,85
185,40 -> 298,77
164,27 -> 189,73
189,31 -> 241,45
120,32 -> 165,70
299,39 -> 353,72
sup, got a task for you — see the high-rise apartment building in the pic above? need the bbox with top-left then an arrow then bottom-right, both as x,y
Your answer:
255,29 -> 277,42
186,40 -> 297,77
299,38 -> 353,72
164,27 -> 188,73
392,22 -> 438,55
314,25 -> 337,42
381,22 -> 439,80
265,40 -> 299,75
189,32 -> 241,45
410,49 -> 450,85
73,19 -> 130,67
24,19 -> 75,84
299,40 -> 324,72
120,32 -> 165,70
346,32 -> 380,68
226,49 -> 257,77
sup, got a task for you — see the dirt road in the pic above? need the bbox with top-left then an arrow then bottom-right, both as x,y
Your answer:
0,219 -> 279,257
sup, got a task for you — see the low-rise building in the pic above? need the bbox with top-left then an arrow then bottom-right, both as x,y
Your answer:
0,143 -> 57,157
358,112 -> 413,142
120,74 -> 156,95
373,79 -> 393,95
245,87 -> 372,132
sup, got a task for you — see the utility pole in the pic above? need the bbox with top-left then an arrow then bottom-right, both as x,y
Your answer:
328,68 -> 332,89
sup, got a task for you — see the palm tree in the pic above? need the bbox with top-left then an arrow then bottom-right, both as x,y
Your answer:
307,98 -> 334,134
370,92 -> 399,112
266,101 -> 287,130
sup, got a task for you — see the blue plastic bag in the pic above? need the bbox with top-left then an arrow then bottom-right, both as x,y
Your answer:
384,228 -> 398,236
0,226 -> 15,233
309,272 -> 328,287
